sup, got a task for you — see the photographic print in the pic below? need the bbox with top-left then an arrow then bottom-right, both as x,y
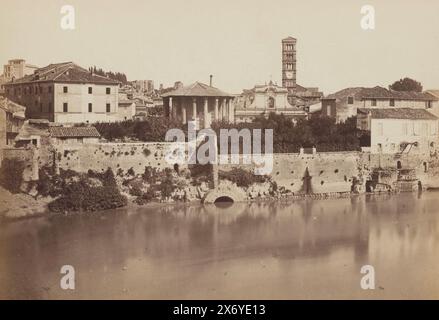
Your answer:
0,0 -> 439,307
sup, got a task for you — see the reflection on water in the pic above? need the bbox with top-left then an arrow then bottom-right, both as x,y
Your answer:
1,192 -> 439,299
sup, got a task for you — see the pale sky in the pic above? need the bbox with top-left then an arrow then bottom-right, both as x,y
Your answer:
1,0 -> 438,94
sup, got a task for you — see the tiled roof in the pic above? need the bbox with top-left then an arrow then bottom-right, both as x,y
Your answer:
326,86 -> 437,101
161,82 -> 233,97
4,62 -> 119,85
425,90 -> 439,99
358,108 -> 438,120
49,126 -> 101,138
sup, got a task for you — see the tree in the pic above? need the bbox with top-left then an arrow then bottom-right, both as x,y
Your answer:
389,77 -> 423,92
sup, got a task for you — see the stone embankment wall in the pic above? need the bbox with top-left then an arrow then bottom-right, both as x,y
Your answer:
54,142 -> 187,176
1,147 -> 38,182
3,139 -> 439,200
218,151 -> 366,194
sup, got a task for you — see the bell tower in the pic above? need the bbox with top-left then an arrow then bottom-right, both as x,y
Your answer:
282,37 -> 297,91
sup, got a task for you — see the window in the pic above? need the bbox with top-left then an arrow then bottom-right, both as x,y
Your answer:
48,86 -> 52,93
63,103 -> 68,112
426,101 -> 432,108
106,103 -> 111,113
371,99 -> 377,107
347,97 -> 354,104
63,86 -> 68,93
390,99 -> 395,107
88,103 -> 92,112
106,87 -> 111,94
88,87 -> 92,94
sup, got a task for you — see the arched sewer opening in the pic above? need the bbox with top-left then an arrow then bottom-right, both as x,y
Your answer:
214,196 -> 234,208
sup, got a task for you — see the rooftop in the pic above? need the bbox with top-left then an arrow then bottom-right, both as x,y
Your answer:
49,126 -> 101,138
161,82 -> 233,98
4,62 -> 120,86
358,108 -> 438,120
326,86 -> 437,101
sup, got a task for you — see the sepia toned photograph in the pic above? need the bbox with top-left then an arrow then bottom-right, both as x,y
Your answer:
1,0 -> 439,306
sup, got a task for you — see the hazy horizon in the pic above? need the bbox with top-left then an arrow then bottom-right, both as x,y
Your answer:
1,0 -> 438,94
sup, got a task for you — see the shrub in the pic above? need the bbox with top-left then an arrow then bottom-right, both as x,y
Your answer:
219,168 -> 269,188
47,168 -> 127,213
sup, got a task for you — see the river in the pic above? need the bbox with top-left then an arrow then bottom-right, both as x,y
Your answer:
1,191 -> 439,299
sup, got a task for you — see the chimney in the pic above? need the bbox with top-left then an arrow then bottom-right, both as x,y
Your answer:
209,75 -> 213,87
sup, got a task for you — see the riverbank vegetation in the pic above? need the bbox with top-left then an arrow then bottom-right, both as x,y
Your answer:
37,167 -> 127,212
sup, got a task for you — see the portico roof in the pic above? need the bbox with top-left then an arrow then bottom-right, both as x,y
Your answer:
161,82 -> 233,98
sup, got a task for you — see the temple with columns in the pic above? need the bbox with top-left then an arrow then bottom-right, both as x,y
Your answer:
162,82 -> 235,129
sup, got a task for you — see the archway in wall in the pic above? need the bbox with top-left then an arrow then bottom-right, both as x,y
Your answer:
397,161 -> 402,169
214,196 -> 234,203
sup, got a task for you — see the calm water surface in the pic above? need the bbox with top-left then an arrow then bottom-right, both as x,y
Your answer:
1,191 -> 439,299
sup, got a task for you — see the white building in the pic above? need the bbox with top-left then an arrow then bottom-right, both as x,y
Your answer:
357,108 -> 438,154
3,62 -> 120,124
324,86 -> 438,123
234,81 -> 307,123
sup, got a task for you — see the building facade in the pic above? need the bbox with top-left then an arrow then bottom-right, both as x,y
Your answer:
1,59 -> 38,83
162,82 -> 234,129
3,62 -> 120,124
0,97 -> 26,148
234,81 -> 307,123
324,86 -> 438,123
357,108 -> 438,154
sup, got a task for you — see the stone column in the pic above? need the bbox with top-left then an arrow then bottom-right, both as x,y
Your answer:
228,98 -> 234,123
182,101 -> 187,124
192,97 -> 197,120
204,97 -> 209,128
214,98 -> 219,122
169,97 -> 173,119
219,98 -> 224,121
224,99 -> 228,122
